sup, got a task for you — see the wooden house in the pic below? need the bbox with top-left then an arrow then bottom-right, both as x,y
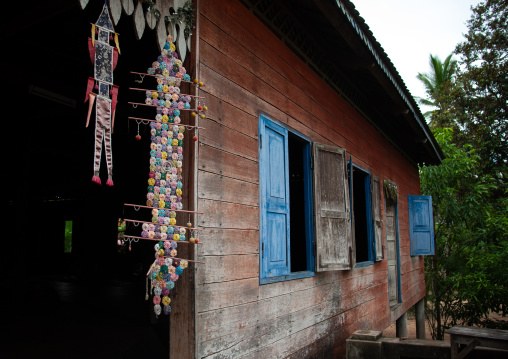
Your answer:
2,0 -> 441,358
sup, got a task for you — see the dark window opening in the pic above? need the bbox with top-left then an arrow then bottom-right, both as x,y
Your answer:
289,132 -> 309,272
352,167 -> 370,263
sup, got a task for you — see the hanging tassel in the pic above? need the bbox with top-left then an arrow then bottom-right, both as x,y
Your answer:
114,32 -> 120,55
92,175 -> 101,185
106,177 -> 114,187
91,23 -> 96,47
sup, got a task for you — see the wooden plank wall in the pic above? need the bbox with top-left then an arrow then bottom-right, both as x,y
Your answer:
193,0 -> 426,357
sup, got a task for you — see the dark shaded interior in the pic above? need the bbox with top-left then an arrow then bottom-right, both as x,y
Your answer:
288,132 -> 309,272
0,2 -> 179,357
352,167 -> 369,263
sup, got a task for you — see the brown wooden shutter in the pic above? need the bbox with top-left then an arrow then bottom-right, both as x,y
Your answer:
313,143 -> 354,271
371,175 -> 383,261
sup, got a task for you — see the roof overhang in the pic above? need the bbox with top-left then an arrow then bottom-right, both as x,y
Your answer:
241,0 -> 444,166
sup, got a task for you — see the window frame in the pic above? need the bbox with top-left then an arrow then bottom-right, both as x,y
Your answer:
258,115 -> 315,284
348,161 -> 383,267
258,115 -> 385,283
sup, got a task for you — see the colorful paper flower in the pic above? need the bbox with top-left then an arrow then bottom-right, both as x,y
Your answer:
162,296 -> 171,306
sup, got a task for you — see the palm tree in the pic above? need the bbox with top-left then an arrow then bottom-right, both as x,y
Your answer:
416,53 -> 458,119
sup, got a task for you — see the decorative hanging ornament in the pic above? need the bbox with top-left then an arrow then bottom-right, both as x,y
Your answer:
142,34 -> 192,318
84,2 -> 120,186
136,120 -> 142,140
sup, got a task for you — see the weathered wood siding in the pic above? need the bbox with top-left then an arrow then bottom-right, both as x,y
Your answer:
194,0 -> 425,357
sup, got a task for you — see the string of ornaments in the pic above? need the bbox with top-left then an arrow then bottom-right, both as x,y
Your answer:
134,34 -> 205,318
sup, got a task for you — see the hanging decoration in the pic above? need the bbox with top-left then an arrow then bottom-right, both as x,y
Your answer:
84,2 -> 120,186
121,33 -> 207,318
384,180 -> 398,202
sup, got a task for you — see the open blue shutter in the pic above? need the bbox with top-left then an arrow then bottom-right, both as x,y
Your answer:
408,195 -> 435,255
259,117 -> 290,280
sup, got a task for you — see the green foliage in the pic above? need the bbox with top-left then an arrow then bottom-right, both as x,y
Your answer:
417,1 -> 508,339
454,0 -> 508,179
420,128 -> 508,339
416,54 -> 458,119
64,220 -> 73,253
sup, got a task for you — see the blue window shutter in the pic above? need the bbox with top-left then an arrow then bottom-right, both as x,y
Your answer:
259,117 -> 290,279
408,195 -> 435,255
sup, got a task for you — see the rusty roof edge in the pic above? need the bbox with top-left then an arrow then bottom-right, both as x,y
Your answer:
335,0 -> 444,164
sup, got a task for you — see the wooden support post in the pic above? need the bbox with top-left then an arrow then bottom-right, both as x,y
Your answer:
415,298 -> 426,340
396,312 -> 408,338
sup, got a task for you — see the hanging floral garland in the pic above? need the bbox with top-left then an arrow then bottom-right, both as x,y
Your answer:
141,34 -> 193,317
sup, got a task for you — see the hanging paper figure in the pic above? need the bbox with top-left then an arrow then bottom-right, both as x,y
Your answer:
84,2 -> 121,186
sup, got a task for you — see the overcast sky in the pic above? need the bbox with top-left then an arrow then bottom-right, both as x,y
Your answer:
350,0 -> 482,107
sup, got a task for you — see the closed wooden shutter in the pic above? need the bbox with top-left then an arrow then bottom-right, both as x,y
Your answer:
313,143 -> 353,271
385,198 -> 399,305
408,195 -> 435,255
259,117 -> 291,279
371,175 -> 383,261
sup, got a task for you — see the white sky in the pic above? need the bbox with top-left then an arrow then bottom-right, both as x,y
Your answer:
350,0 -> 481,109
